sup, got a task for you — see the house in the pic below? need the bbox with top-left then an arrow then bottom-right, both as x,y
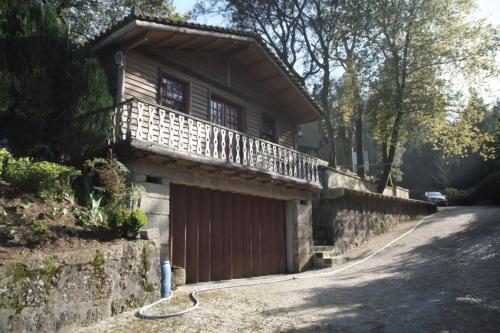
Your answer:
91,14 -> 327,284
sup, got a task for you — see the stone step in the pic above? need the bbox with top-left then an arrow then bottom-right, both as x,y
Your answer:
312,252 -> 348,268
312,245 -> 336,253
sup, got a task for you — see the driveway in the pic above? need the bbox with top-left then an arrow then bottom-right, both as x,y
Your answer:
80,206 -> 500,332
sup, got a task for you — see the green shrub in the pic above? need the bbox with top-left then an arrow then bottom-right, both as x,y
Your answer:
83,153 -> 129,206
106,206 -> 129,232
31,219 -> 48,236
469,171 -> 500,205
122,208 -> 147,239
2,157 -> 81,199
0,148 -> 12,178
443,188 -> 471,206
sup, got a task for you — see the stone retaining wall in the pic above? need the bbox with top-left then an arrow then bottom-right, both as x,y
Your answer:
320,167 -> 410,199
313,188 -> 436,255
0,240 -> 160,333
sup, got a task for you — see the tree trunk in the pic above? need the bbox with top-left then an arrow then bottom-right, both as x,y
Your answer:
355,104 -> 365,178
377,111 -> 403,193
320,70 -> 336,168
325,120 -> 337,167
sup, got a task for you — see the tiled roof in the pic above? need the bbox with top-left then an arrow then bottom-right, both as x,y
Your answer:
89,14 -> 324,118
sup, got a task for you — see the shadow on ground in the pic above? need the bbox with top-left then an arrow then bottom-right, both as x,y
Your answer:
276,207 -> 500,333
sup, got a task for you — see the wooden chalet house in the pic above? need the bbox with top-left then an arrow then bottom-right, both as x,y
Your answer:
91,14 -> 327,283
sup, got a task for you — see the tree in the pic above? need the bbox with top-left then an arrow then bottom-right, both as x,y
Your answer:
0,0 -> 113,163
194,0 -> 368,168
364,0 -> 499,192
48,0 -> 188,44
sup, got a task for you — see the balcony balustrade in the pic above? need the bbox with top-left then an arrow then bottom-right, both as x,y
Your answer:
111,98 -> 326,187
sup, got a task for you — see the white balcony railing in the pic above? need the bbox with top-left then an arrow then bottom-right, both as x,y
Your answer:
112,98 -> 325,186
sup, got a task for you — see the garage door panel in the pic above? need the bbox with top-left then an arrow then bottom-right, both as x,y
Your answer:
170,183 -> 286,283
185,188 -> 199,283
276,200 -> 286,273
171,185 -> 186,270
260,197 -> 271,276
251,196 -> 261,277
198,188 -> 211,282
210,190 -> 224,281
222,191 -> 233,280
242,196 -> 253,278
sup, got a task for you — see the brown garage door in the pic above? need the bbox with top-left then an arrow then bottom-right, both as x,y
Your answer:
169,183 -> 287,283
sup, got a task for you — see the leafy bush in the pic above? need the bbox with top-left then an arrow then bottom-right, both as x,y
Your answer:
81,153 -> 147,237
0,148 -> 12,178
31,219 -> 48,236
2,156 -> 81,200
106,206 -> 148,238
469,171 -> 500,205
443,188 -> 471,206
83,152 -> 129,206
124,208 -> 148,239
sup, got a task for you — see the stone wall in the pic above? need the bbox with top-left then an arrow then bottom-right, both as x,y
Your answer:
313,188 -> 436,255
0,240 -> 160,333
320,167 -> 410,199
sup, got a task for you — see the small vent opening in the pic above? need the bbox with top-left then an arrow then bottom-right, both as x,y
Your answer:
146,175 -> 162,185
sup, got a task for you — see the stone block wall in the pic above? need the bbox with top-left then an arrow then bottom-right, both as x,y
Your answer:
313,188 -> 436,255
286,200 -> 314,272
0,240 -> 160,333
320,167 -> 410,199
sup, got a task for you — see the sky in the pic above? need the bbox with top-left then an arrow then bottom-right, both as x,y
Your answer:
172,0 -> 500,104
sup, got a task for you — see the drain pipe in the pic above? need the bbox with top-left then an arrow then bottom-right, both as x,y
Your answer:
160,260 -> 171,298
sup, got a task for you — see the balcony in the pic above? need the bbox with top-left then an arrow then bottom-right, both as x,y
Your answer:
111,98 -> 327,188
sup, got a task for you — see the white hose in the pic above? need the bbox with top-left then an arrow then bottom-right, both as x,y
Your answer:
137,213 -> 435,320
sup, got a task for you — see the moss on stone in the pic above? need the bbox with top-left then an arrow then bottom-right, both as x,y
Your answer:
0,296 -> 18,310
93,250 -> 106,273
140,243 -> 155,293
142,282 -> 155,292
12,257 -> 59,284
371,217 -> 390,235
141,243 -> 150,275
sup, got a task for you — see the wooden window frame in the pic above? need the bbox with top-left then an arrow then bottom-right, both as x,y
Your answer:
158,71 -> 191,114
261,113 -> 279,143
208,91 -> 247,133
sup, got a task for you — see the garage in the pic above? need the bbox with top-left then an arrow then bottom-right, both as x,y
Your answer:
169,183 -> 287,283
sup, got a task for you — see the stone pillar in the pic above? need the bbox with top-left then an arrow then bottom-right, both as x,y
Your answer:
133,173 -> 170,260
286,199 -> 313,273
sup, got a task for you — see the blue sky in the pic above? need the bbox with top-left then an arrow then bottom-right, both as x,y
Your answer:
173,0 -> 500,25
172,0 -> 500,103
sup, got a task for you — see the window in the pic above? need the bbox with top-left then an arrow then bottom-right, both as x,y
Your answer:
210,96 -> 242,131
261,114 -> 277,142
161,75 -> 187,112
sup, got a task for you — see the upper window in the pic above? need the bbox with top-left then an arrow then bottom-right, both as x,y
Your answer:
161,75 -> 187,112
261,114 -> 277,142
210,96 -> 242,131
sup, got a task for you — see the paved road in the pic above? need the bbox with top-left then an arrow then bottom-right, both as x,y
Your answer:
81,206 -> 500,332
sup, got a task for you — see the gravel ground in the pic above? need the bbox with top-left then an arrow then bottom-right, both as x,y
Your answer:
80,206 -> 500,333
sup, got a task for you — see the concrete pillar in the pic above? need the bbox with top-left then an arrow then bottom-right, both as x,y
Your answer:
286,199 -> 313,273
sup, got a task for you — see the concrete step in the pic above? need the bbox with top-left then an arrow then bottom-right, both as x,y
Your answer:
312,245 -> 336,253
312,252 -> 347,268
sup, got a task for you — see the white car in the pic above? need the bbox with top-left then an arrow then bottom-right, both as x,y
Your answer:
425,192 -> 448,206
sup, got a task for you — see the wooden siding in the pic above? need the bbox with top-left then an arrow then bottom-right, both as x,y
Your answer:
123,49 -> 297,149
191,82 -> 208,119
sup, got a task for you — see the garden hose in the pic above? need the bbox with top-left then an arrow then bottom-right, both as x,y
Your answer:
137,213 -> 435,320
